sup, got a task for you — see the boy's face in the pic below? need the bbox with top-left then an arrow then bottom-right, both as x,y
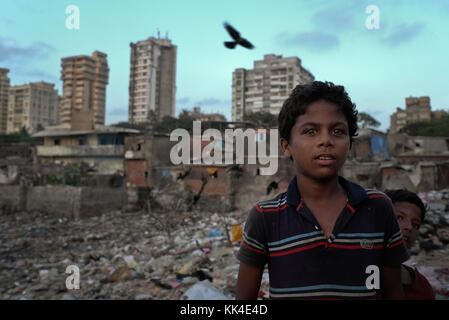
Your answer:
281,99 -> 350,182
392,201 -> 422,249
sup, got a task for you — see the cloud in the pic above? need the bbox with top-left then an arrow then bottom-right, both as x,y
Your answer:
176,97 -> 190,105
277,31 -> 339,51
1,17 -> 15,26
0,37 -> 54,63
361,109 -> 383,117
108,108 -> 127,116
382,22 -> 425,47
20,69 -> 58,82
194,98 -> 222,106
311,6 -> 356,30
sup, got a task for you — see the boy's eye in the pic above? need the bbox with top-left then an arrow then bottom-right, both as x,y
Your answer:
304,128 -> 317,135
412,223 -> 420,230
333,128 -> 346,135
396,215 -> 403,221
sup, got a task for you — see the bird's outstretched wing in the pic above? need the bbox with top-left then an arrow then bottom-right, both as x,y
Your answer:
223,22 -> 240,41
224,41 -> 237,49
240,38 -> 254,49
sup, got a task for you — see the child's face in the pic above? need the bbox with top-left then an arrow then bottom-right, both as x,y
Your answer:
392,202 -> 422,249
281,99 -> 350,182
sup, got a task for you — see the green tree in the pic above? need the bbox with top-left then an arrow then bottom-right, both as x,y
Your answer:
36,123 -> 45,132
0,126 -> 34,144
243,111 -> 278,128
110,121 -> 148,131
358,112 -> 380,128
400,113 -> 449,136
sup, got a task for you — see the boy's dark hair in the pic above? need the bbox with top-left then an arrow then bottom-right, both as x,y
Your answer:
385,189 -> 426,221
278,81 -> 359,146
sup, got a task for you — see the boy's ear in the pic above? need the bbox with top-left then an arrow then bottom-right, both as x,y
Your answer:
280,138 -> 292,159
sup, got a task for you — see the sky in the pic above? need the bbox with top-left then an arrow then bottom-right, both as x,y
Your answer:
1,0 -> 448,131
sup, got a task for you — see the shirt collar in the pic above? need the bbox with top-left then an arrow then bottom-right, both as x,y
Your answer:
286,176 -> 368,208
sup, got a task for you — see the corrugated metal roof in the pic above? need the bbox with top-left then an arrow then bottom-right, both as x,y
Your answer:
32,125 -> 141,137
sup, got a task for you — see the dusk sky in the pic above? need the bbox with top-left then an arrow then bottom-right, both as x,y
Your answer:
1,0 -> 448,131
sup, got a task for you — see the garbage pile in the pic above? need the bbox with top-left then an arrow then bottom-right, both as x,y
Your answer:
407,190 -> 449,299
0,188 -> 448,300
0,208 -> 268,300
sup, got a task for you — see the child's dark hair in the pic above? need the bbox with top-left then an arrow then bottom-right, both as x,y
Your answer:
278,81 -> 359,146
385,189 -> 426,221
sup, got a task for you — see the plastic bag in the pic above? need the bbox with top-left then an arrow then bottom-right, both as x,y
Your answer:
183,280 -> 231,300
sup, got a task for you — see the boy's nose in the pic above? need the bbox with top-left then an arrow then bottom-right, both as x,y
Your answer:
401,219 -> 413,232
318,131 -> 333,147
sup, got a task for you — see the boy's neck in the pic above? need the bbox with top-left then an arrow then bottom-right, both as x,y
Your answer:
296,174 -> 345,203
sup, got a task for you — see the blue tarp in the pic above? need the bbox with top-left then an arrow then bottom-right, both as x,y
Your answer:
370,134 -> 389,158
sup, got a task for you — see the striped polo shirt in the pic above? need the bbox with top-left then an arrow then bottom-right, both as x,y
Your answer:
237,176 -> 410,300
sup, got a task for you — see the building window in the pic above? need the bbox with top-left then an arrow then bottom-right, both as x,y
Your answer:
79,137 -> 85,145
54,139 -> 60,145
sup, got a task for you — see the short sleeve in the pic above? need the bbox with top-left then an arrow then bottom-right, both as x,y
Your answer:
381,199 -> 410,266
237,205 -> 268,267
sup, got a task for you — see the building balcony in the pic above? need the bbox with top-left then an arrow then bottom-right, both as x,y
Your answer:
37,145 -> 124,158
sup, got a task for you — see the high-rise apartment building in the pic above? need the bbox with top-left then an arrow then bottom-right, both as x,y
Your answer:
60,51 -> 109,127
128,36 -> 177,123
231,54 -> 314,122
389,96 -> 444,133
7,81 -> 59,134
0,68 -> 10,134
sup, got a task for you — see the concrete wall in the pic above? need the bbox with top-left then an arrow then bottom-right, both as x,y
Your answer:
381,162 -> 449,192
352,138 -> 371,161
381,166 -> 417,192
0,185 -> 26,213
0,143 -> 35,159
396,155 -> 449,165
37,145 -> 124,174
341,161 -> 381,189
1,185 -> 126,219
26,185 -> 82,218
437,164 -> 449,188
80,186 -> 127,218
387,133 -> 449,157
233,158 -> 295,212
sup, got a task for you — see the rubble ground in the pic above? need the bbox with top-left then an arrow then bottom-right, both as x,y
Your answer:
1,198 -> 448,300
0,209 -> 256,300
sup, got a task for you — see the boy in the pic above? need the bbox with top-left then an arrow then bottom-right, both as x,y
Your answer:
236,81 -> 409,300
385,189 -> 435,300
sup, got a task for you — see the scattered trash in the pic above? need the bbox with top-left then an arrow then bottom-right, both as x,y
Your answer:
182,280 -> 231,300
150,279 -> 172,290
135,293 -> 153,300
170,281 -> 182,289
190,270 -> 213,282
207,228 -> 223,238
231,224 -> 243,243
123,255 -> 142,272
1,197 -> 447,300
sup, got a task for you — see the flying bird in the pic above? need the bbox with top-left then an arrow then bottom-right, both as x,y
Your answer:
223,22 -> 254,50
266,181 -> 279,195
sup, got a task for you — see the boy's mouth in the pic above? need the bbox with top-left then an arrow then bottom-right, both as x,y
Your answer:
314,153 -> 337,166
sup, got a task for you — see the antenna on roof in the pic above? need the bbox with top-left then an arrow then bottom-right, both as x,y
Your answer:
157,28 -> 160,38
165,31 -> 168,39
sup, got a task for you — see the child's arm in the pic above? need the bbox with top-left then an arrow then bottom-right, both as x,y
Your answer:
236,262 -> 264,300
236,205 -> 268,299
380,265 -> 405,299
